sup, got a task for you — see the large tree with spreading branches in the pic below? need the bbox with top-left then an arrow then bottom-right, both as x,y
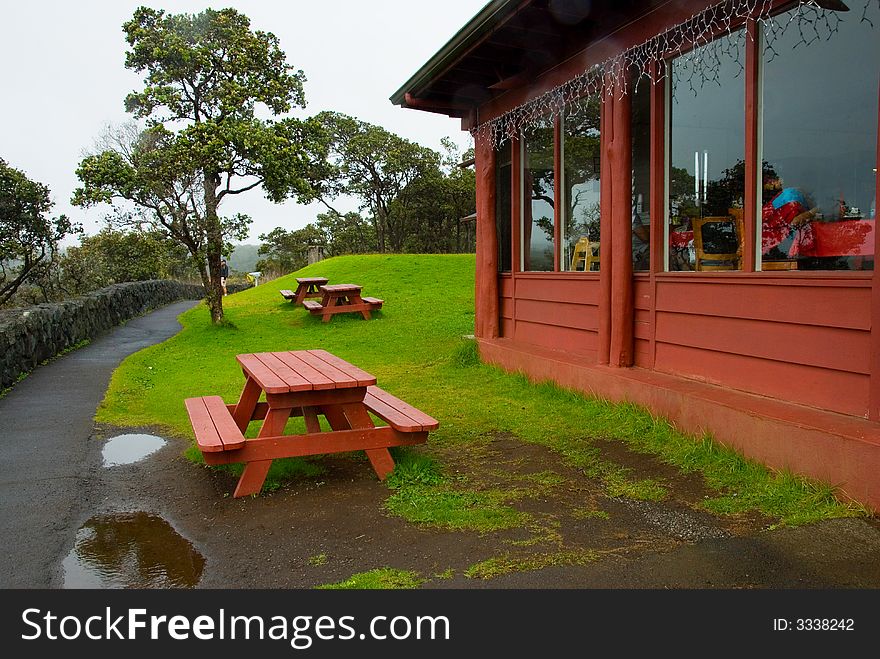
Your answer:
73,7 -> 328,322
314,111 -> 440,253
0,158 -> 77,306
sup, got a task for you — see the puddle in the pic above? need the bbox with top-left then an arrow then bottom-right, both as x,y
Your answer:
62,512 -> 205,588
102,434 -> 165,467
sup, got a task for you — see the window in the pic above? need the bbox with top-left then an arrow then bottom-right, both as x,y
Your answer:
632,74 -> 651,271
667,31 -> 746,271
563,97 -> 602,271
496,144 -> 512,272
521,117 -> 556,271
759,2 -> 878,271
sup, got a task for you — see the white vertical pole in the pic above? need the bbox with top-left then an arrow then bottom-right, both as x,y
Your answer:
703,150 -> 709,205
694,151 -> 700,206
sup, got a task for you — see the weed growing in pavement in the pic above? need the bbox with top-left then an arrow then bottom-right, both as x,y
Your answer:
316,568 -> 423,590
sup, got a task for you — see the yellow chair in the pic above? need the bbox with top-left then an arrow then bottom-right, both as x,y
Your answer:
762,260 -> 798,271
692,216 -> 743,271
571,237 -> 600,272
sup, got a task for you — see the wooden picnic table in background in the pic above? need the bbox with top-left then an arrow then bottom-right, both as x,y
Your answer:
184,349 -> 436,497
280,277 -> 329,305
302,284 -> 384,322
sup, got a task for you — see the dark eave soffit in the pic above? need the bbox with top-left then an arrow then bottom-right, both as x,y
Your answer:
391,0 -> 661,117
389,0 -> 523,108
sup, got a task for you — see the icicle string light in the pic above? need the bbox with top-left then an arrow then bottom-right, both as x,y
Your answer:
472,0 -> 879,148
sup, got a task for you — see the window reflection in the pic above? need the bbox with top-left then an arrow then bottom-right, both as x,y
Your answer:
496,144 -> 512,272
760,2 -> 878,271
563,98 -> 602,271
632,74 -> 651,271
522,118 -> 556,271
667,31 -> 746,271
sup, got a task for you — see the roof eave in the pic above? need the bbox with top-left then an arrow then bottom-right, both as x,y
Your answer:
389,0 -> 523,109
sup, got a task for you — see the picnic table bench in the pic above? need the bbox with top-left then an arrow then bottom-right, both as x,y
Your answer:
304,284 -> 383,322
280,277 -> 329,305
184,349 -> 437,498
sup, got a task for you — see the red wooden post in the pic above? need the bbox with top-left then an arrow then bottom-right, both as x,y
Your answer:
474,132 -> 500,339
610,82 -> 634,367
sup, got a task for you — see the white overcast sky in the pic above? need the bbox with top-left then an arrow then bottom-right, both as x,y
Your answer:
0,0 -> 486,244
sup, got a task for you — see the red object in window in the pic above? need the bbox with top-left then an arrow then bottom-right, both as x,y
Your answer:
761,199 -> 816,257
800,220 -> 875,257
670,230 -> 693,249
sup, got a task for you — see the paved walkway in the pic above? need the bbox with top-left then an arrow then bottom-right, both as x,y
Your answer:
0,300 -> 197,588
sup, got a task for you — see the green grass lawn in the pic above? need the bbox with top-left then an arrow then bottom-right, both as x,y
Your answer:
98,253 -> 867,526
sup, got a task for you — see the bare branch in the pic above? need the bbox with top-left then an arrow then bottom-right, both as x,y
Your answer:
217,178 -> 263,200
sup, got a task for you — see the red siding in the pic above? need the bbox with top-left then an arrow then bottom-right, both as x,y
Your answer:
652,276 -> 872,416
634,338 -> 652,367
634,279 -> 652,310
499,274 -> 601,357
514,275 -> 600,303
499,275 -> 514,332
500,273 -> 871,416
655,343 -> 868,417
655,313 -> 869,374
634,309 -> 652,340
516,299 -> 598,331
515,321 -> 599,360
655,277 -> 871,330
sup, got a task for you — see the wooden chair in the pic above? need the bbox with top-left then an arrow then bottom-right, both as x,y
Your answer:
570,236 -> 600,272
691,215 -> 744,271
762,260 -> 798,271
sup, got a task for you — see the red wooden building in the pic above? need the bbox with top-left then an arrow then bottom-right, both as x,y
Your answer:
393,0 -> 880,509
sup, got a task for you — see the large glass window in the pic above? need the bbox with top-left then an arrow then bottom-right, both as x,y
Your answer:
632,74 -> 651,271
760,2 -> 878,271
521,117 -> 555,271
562,97 -> 602,271
667,31 -> 746,271
496,144 -> 512,272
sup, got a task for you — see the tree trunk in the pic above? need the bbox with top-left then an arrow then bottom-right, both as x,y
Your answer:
196,260 -> 211,306
374,193 -> 387,253
203,171 -> 224,324
376,211 -> 386,253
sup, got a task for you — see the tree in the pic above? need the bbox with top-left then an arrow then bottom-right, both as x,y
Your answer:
314,111 -> 440,253
0,158 -> 78,306
73,8 -> 328,323
59,226 -> 197,295
315,211 -> 375,257
256,224 -> 326,276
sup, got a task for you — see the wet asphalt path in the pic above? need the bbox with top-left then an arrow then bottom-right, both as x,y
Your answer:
0,300 -> 198,588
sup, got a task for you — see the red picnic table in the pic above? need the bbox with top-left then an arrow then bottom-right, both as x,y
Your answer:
184,349 -> 437,498
280,277 -> 329,305
303,284 -> 384,322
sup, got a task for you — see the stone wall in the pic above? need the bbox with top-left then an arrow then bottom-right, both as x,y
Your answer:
0,280 -> 216,390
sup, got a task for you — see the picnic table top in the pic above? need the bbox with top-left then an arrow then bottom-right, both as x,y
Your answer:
319,284 -> 362,294
295,277 -> 329,285
236,349 -> 376,395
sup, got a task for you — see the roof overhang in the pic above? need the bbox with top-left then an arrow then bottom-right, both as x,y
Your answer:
390,0 -> 653,122
390,0 -> 521,117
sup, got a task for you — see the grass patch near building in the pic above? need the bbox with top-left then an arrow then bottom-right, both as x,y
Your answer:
98,254 -> 868,527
